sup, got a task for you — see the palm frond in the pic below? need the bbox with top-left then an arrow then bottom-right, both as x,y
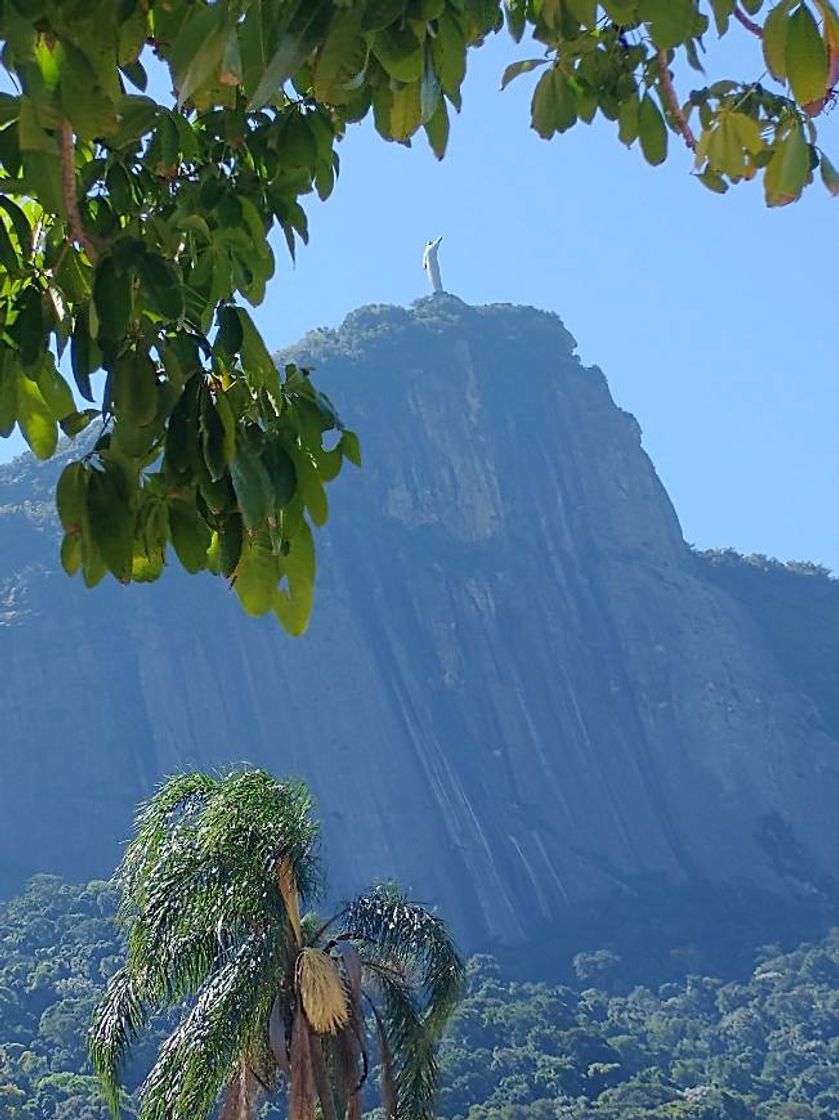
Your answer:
363,960 -> 440,1120
296,947 -> 349,1034
342,882 -> 465,1038
367,995 -> 397,1120
197,770 -> 322,906
112,770 -> 320,1017
341,884 -> 465,1120
88,967 -> 149,1120
119,771 -> 218,920
138,929 -> 279,1120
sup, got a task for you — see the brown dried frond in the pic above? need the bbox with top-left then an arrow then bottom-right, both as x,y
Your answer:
309,1031 -> 338,1120
296,948 -> 349,1035
277,857 -> 302,946
219,1065 -> 264,1120
370,1001 -> 396,1120
289,1008 -> 316,1120
268,995 -> 290,1077
334,1025 -> 365,1120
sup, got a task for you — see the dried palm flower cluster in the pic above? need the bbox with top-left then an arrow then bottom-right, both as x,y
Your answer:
88,768 -> 464,1120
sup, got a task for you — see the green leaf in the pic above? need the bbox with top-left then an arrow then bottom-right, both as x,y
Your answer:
16,375 -> 56,459
0,196 -> 31,256
295,452 -> 328,527
215,304 -> 244,360
501,58 -> 548,91
640,0 -> 696,48
820,149 -> 839,194
601,0 -> 640,22
313,9 -> 367,104
273,520 -> 315,636
697,167 -> 730,192
618,91 -> 640,145
0,215 -> 19,274
71,311 -> 101,402
87,464 -> 135,582
22,149 -> 64,216
237,308 -> 277,388
36,361 -> 75,421
262,436 -> 297,509
420,44 -> 441,123
168,499 -> 211,573
763,1 -> 794,81
424,96 -> 450,159
200,386 -> 228,482
137,253 -> 185,321
173,7 -> 227,109
248,1 -> 333,109
374,25 -> 425,83
12,285 -> 44,368
389,82 -> 422,141
56,461 -> 89,532
638,94 -> 668,165
709,0 -> 736,34
230,440 -> 274,529
362,0 -> 406,30
214,390 -> 237,469
133,499 -> 168,582
59,42 -> 118,139
60,408 -> 98,438
764,123 -> 811,204
786,3 -> 828,106
17,96 -> 56,153
531,68 -> 577,138
339,429 -> 362,467
430,9 -> 466,102
234,541 -> 280,616
114,350 -> 158,426
567,0 -> 598,23
165,376 -> 201,477
219,515 -> 244,576
94,257 -> 131,343
61,532 -> 82,576
0,363 -> 17,437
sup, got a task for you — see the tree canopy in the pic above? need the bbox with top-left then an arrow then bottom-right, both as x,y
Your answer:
3,875 -> 839,1119
0,0 -> 835,631
88,768 -> 464,1120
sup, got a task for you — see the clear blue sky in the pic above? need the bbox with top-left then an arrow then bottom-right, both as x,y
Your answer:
3,25 -> 837,570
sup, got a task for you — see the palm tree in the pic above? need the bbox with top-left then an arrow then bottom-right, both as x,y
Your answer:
89,768 -> 464,1120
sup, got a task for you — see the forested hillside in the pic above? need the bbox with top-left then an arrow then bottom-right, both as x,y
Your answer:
1,878 -> 837,1120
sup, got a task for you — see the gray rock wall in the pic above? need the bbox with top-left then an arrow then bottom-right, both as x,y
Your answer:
1,296 -> 836,950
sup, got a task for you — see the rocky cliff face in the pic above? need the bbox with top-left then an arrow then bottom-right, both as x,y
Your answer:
1,296 -> 837,955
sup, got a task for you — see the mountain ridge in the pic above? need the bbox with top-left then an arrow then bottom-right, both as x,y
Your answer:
1,295 -> 837,960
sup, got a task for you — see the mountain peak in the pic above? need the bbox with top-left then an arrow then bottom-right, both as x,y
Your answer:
1,302 -> 838,964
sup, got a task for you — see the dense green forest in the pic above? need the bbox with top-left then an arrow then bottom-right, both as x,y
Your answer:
2,878 -> 838,1119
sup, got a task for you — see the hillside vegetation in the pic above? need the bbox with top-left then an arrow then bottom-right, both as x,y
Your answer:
1,878 -> 838,1119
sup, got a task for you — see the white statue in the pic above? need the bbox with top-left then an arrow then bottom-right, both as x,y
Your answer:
422,235 -> 443,293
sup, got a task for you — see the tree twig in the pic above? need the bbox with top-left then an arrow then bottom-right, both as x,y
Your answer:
58,120 -> 99,263
656,49 -> 697,150
734,6 -> 763,37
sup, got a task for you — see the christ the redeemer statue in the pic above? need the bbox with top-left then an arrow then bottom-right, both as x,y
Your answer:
422,236 -> 443,293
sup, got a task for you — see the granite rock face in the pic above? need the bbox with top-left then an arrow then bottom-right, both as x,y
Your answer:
1,296 -> 837,951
